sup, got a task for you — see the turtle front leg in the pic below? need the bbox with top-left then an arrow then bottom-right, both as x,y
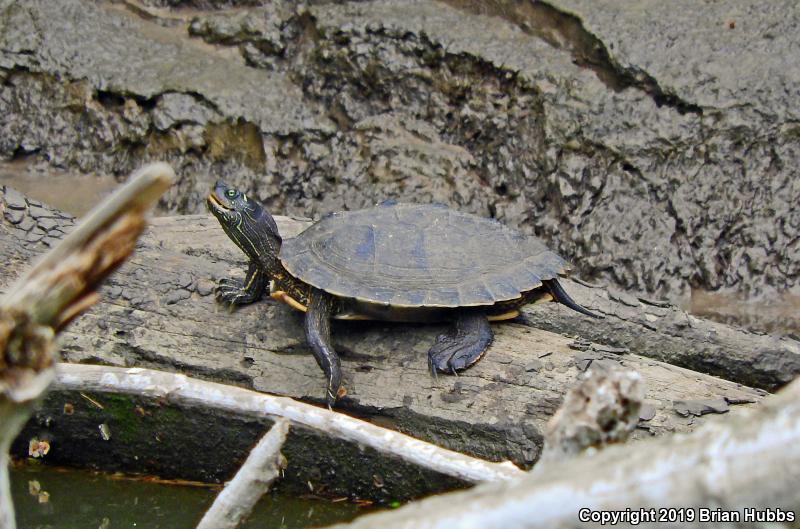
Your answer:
305,288 -> 343,408
216,262 -> 268,306
428,312 -> 493,376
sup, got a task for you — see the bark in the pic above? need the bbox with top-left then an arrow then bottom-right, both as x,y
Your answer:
196,419 -> 290,529
325,377 -> 800,529
0,196 -> 777,472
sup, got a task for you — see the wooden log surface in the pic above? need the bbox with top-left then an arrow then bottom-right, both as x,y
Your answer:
1,187 -> 787,479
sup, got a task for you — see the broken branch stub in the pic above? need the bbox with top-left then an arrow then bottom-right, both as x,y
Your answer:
0,162 -> 175,529
197,419 -> 290,529
540,367 -> 644,463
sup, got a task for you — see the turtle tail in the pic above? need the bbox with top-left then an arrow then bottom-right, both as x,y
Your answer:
547,279 -> 603,319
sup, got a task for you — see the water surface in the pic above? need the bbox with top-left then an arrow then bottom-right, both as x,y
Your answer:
11,464 -> 363,529
1,161 -> 119,217
688,288 -> 800,336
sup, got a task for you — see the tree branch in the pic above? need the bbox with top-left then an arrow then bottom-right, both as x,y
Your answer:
54,363 -> 523,483
197,419 -> 290,529
0,163 -> 174,529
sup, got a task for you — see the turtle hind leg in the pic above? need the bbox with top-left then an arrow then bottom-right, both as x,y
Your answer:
216,263 -> 268,306
305,288 -> 343,408
428,312 -> 493,376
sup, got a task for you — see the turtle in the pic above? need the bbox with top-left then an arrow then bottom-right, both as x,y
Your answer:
207,180 -> 600,407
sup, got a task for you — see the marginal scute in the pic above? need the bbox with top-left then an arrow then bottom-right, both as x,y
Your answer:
280,203 -> 569,307
395,289 -> 426,306
487,275 -> 522,302
508,266 -> 542,292
458,281 -> 494,306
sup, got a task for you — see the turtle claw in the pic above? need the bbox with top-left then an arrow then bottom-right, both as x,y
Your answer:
215,278 -> 244,304
427,355 -> 439,381
325,370 -> 342,409
215,277 -> 262,307
427,313 -> 493,376
214,265 -> 268,308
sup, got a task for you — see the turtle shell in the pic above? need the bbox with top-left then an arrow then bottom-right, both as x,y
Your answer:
280,203 -> 569,308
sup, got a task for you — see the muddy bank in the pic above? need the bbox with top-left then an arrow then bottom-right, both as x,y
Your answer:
1,0 -> 798,306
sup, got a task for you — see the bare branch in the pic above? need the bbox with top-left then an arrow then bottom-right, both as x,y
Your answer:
197,419 -> 290,529
0,163 -> 174,529
54,364 -> 523,483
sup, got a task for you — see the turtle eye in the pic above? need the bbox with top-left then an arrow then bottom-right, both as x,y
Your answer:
225,189 -> 238,199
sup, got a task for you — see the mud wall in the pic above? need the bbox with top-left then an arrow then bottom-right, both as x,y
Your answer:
1,0 -> 798,302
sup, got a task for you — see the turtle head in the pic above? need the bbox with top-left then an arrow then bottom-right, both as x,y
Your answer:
207,180 -> 281,266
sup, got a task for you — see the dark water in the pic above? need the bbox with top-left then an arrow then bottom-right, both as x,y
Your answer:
11,464 -> 362,529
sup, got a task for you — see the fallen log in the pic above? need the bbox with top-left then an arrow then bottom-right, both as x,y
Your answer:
0,191 -> 774,496
523,282 -> 800,392
325,376 -> 800,529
